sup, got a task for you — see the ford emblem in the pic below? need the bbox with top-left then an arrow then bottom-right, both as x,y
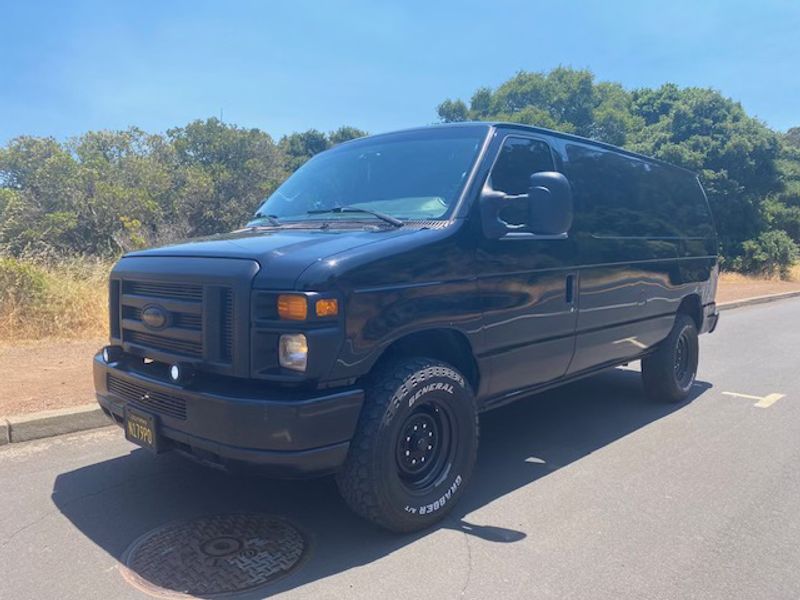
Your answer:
141,305 -> 169,330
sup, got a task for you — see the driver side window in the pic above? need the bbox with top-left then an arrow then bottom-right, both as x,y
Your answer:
490,137 -> 555,195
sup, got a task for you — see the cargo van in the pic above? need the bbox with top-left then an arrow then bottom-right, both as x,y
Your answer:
95,122 -> 719,531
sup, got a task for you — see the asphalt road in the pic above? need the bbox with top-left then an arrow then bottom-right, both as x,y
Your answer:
2,298 -> 800,600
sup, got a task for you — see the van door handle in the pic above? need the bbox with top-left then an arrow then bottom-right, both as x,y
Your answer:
565,274 -> 575,305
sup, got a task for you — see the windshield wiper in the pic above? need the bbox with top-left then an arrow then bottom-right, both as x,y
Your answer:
306,206 -> 403,228
251,213 -> 281,226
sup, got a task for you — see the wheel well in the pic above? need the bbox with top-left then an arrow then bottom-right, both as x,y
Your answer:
376,329 -> 480,392
677,294 -> 703,330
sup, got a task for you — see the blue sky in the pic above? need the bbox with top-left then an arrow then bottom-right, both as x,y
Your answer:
2,0 -> 798,144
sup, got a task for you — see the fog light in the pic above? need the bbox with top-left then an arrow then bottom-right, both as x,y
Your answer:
102,345 -> 123,363
169,363 -> 195,384
279,334 -> 308,372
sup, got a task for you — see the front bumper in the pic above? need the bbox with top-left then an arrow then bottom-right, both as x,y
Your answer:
702,302 -> 720,334
94,354 -> 364,476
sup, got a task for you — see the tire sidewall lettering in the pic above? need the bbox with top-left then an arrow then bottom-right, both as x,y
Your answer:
383,366 -> 466,427
404,474 -> 463,516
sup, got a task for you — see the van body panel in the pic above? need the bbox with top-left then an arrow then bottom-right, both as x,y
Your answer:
470,131 -> 576,396
551,134 -> 717,376
302,223 -> 486,393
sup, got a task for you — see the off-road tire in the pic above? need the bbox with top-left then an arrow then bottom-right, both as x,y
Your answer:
336,358 -> 479,532
642,313 -> 699,403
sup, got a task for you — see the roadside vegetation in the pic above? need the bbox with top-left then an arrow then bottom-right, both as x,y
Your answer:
0,256 -> 109,340
719,264 -> 800,286
2,67 -> 799,340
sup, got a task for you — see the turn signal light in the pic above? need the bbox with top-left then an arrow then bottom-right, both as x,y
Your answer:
315,298 -> 339,318
277,294 -> 308,320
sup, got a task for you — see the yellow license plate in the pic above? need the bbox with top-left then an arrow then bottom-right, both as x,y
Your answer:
124,407 -> 158,451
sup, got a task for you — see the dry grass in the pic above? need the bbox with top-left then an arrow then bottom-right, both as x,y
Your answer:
0,257 -> 111,341
719,263 -> 800,284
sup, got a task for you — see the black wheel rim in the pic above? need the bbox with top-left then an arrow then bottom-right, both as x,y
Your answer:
395,400 -> 454,491
674,329 -> 693,387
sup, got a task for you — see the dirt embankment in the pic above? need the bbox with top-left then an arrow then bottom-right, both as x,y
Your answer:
0,338 -> 105,416
716,272 -> 800,303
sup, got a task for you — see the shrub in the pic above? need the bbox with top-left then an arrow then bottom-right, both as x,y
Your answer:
0,257 -> 48,305
734,230 -> 799,278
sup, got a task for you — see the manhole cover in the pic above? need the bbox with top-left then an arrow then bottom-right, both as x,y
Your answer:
121,514 -> 307,598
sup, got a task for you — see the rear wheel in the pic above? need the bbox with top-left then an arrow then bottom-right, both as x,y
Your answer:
336,358 -> 478,532
641,313 -> 699,403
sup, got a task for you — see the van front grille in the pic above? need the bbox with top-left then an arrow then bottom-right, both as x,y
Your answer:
126,330 -> 203,358
114,277 -> 236,367
123,306 -> 202,331
107,375 -> 187,420
124,281 -> 203,302
220,288 -> 234,362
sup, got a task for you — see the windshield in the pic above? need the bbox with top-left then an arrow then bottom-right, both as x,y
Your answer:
252,126 -> 487,223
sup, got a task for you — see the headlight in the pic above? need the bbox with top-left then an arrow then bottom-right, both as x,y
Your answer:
279,333 -> 308,372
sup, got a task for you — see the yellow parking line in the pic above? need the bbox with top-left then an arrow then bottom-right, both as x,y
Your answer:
722,392 -> 763,401
722,391 -> 786,408
754,393 -> 786,409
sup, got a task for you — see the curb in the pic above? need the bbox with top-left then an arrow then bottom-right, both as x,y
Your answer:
718,289 -> 800,311
2,289 -> 799,447
0,404 -> 112,445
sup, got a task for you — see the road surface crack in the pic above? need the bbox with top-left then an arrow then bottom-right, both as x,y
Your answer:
460,528 -> 474,597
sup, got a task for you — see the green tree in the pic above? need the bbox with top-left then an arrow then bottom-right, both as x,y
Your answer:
329,126 -> 368,145
168,118 -> 283,236
764,131 -> 800,247
0,120 -> 368,257
436,68 -> 788,267
279,129 -> 330,172
631,84 -> 681,126
279,126 -> 368,171
437,99 -> 469,123
0,136 -> 83,255
439,67 -> 638,142
786,127 -> 800,149
70,128 -> 177,252
630,88 -> 783,259
734,230 -> 799,278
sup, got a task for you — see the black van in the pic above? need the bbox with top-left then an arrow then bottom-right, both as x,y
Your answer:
95,122 -> 719,532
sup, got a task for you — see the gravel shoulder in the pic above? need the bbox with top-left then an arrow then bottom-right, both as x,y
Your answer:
2,277 -> 799,417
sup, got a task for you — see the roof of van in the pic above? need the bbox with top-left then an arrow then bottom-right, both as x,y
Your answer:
350,121 -> 697,176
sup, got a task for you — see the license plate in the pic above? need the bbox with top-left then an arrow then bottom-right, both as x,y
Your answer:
124,406 -> 160,452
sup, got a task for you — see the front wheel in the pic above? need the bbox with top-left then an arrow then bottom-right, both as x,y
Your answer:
336,358 -> 478,532
641,313 -> 699,403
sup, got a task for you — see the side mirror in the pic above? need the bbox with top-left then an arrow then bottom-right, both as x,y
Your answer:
527,171 -> 573,236
480,171 -> 573,239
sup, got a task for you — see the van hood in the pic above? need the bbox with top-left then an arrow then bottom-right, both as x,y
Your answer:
123,226 -> 425,289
